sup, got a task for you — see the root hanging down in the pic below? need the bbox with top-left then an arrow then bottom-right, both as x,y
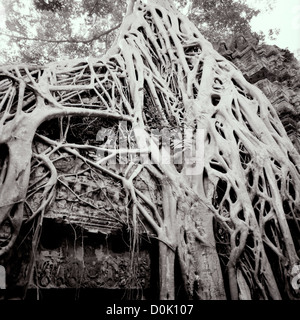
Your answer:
0,0 -> 300,300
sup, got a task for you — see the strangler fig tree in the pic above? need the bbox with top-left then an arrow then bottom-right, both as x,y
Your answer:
0,0 -> 299,300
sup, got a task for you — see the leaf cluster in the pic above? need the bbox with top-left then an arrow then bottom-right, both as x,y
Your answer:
0,0 -> 276,64
188,0 -> 261,44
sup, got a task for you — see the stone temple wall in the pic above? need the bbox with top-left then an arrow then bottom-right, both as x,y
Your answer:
216,34 -> 300,153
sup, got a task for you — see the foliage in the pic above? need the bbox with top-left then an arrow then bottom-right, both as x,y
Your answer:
0,0 -> 126,64
187,0 -> 261,44
0,0 -> 277,64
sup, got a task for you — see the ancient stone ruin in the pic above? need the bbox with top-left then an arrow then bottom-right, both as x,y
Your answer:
216,34 -> 300,153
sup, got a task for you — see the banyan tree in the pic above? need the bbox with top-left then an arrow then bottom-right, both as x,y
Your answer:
0,0 -> 299,300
